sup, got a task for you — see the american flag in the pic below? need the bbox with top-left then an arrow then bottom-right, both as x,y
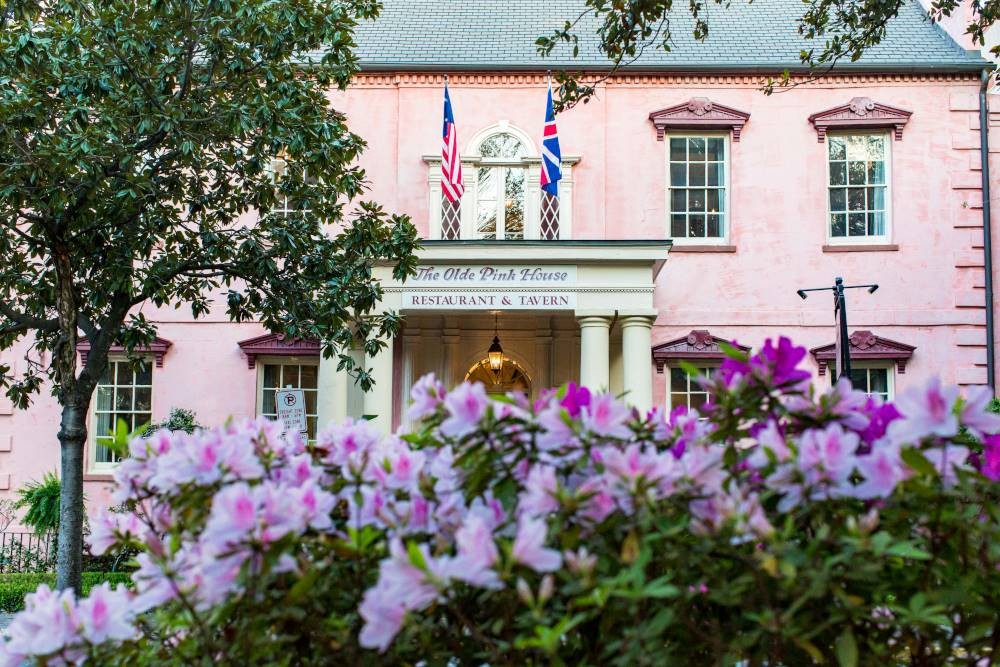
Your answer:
441,82 -> 464,202
540,82 -> 563,196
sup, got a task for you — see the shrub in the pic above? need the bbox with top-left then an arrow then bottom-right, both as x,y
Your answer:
140,408 -> 201,437
12,472 -> 61,535
0,573 -> 132,612
3,337 -> 1000,666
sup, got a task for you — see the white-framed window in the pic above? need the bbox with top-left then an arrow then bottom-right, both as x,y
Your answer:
425,122 -> 575,241
256,359 -> 319,439
92,359 -> 153,470
667,366 -> 714,411
844,364 -> 893,401
666,134 -> 729,242
826,133 -> 891,241
268,157 -> 319,220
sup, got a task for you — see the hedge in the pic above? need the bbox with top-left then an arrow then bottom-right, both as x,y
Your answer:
0,572 -> 133,612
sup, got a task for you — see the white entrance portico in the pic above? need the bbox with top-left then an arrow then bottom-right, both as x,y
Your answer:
318,241 -> 670,431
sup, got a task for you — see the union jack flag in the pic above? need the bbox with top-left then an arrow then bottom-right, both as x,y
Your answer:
540,82 -> 562,196
441,82 -> 464,202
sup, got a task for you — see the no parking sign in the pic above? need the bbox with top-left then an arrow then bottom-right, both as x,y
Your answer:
276,387 -> 307,436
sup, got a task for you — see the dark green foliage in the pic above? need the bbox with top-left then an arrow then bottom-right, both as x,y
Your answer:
142,408 -> 202,436
13,473 -> 62,535
0,572 -> 132,612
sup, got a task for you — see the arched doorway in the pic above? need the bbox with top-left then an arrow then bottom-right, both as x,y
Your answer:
465,357 -> 532,395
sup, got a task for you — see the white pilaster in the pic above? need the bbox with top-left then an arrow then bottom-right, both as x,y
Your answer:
621,315 -> 655,412
578,316 -> 611,391
364,340 -> 395,432
317,352 -> 349,428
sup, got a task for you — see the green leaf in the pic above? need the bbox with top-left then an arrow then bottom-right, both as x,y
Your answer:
901,447 -> 937,477
885,542 -> 932,560
835,629 -> 858,667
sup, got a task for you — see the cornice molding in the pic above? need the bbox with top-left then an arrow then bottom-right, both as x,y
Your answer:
78,337 -> 173,368
648,97 -> 751,141
809,330 -> 917,376
652,329 -> 750,373
808,97 -> 913,142
237,333 -> 320,369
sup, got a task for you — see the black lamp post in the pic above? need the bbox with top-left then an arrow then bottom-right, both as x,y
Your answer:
797,277 -> 879,382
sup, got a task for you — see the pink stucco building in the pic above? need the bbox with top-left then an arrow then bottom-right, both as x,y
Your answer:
0,0 -> 997,512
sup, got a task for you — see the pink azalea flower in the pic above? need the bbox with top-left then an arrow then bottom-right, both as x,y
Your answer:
131,552 -> 181,613
536,400 -> 577,452
289,480 -> 337,532
981,434 -> 1000,481
582,393 -> 632,439
87,508 -> 146,556
440,382 -> 489,439
512,516 -> 562,573
563,546 -> 597,575
407,373 -> 445,423
747,420 -> 791,468
517,465 -> 559,517
5,585 -> 80,657
204,482 -> 258,547
927,445 -> 970,486
851,441 -> 906,499
797,423 -> 859,487
358,590 -> 406,652
960,386 -> 1000,438
450,515 -> 502,589
77,583 -> 137,644
889,377 -> 960,444
318,419 -> 381,468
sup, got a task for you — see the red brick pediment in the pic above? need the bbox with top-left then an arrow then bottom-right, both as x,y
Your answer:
808,97 -> 912,142
648,97 -> 751,141
810,330 -> 916,376
238,332 -> 320,368
652,330 -> 750,373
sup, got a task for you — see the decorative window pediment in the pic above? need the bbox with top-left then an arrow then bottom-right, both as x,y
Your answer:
649,98 -> 751,142
238,333 -> 320,369
810,330 -> 916,376
652,330 -> 750,373
78,337 -> 172,368
808,97 -> 912,143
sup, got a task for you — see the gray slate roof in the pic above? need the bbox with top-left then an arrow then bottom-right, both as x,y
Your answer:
350,0 -> 987,72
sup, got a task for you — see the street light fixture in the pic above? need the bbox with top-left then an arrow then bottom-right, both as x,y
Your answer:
797,277 -> 879,381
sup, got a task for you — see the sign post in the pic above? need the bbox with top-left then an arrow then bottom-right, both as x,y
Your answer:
276,385 -> 307,437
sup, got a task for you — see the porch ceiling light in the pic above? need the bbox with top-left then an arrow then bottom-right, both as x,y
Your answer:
488,313 -> 504,379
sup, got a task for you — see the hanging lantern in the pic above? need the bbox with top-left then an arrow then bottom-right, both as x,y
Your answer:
488,335 -> 504,374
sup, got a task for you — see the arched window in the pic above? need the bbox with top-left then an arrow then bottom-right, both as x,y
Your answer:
425,121 -> 576,241
475,131 -> 528,240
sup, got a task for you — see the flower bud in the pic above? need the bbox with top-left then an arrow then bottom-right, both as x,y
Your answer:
538,574 -> 555,603
516,577 -> 533,606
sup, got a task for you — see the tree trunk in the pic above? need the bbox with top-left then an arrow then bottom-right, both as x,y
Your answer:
55,398 -> 87,592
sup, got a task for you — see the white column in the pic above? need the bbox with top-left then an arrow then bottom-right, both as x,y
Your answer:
578,316 -> 611,391
621,315 -> 654,412
317,353 -> 349,428
364,339 -> 395,432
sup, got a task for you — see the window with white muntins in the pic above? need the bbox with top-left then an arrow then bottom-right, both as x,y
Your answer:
92,360 -> 153,469
827,133 -> 890,241
425,122 -> 576,241
667,366 -> 714,412
667,134 -> 729,242
845,365 -> 893,401
257,360 -> 319,440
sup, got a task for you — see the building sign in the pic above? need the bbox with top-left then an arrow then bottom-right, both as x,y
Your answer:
276,388 -> 307,435
404,264 -> 577,310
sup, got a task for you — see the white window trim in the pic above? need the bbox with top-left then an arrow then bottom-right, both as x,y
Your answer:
824,130 -> 893,245
255,355 -> 321,438
89,356 -> 154,474
664,131 -> 731,246
423,121 -> 577,240
841,361 -> 895,400
664,363 -> 717,411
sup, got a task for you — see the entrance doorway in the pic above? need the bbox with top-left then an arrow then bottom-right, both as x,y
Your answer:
465,357 -> 532,395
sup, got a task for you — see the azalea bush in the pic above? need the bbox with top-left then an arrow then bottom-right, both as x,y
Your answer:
4,337 -> 1000,666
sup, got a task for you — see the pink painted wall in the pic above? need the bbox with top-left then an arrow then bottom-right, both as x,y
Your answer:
0,67 -> 996,522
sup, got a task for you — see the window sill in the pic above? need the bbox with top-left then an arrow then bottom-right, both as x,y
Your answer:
669,244 -> 737,253
84,473 -> 115,483
822,244 -> 899,253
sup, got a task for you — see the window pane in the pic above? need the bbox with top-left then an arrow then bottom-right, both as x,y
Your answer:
670,163 -> 686,186
262,389 -> 276,416
689,163 -> 706,187
869,186 -> 885,211
829,137 -> 846,161
305,391 -> 318,416
830,162 -> 846,186
263,364 -> 279,389
280,364 -> 299,388
849,369 -> 869,392
671,215 -> 686,238
869,369 -> 889,395
706,190 -> 720,213
688,190 -> 705,212
848,161 -> 866,185
707,162 -> 723,187
706,138 -> 724,161
846,136 -> 868,160
849,213 -> 866,236
669,138 -> 686,161
689,393 -> 708,411
848,188 -> 866,211
135,388 -> 152,412
504,167 -> 525,239
671,190 -> 687,212
868,161 -> 885,184
867,135 -> 885,159
135,362 -> 152,386
670,393 -> 688,409
868,211 -> 885,236
831,213 -> 847,237
480,132 -> 526,159
707,214 -> 721,237
689,215 -> 706,237
300,365 -> 318,389
115,388 -> 133,411
114,362 -> 129,385
670,367 -> 687,388
96,387 -> 113,412
688,138 -> 706,160
829,189 -> 846,211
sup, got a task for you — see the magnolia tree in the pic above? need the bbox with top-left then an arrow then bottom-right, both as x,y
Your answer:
4,338 -> 1000,665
